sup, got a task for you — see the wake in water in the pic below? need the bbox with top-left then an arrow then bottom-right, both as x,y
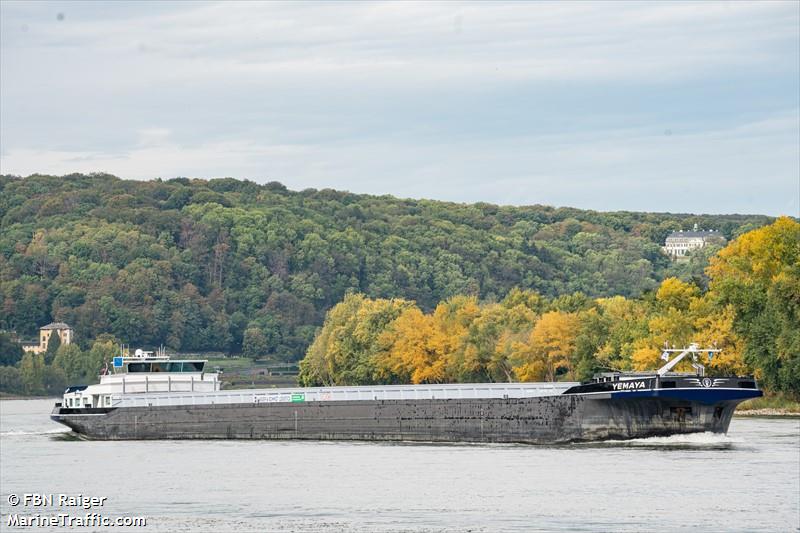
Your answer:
585,431 -> 739,450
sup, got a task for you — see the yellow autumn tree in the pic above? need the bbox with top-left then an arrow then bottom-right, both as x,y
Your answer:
486,296 -> 540,381
511,311 -> 579,381
433,296 -> 480,380
631,307 -> 696,371
656,277 -> 700,311
594,296 -> 649,371
630,343 -> 662,371
692,300 -> 747,376
627,277 -> 706,372
378,307 -> 451,384
709,216 -> 799,284
492,329 -> 525,382
452,301 -> 510,381
631,299 -> 748,376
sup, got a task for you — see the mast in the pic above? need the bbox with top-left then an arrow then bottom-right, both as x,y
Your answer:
657,343 -> 721,377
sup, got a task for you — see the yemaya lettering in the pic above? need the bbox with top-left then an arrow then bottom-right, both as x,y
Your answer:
611,381 -> 647,391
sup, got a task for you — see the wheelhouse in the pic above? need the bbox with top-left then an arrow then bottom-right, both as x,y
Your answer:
60,348 -> 219,410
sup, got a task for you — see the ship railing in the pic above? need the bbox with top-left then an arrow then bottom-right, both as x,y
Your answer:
105,374 -> 220,395
112,382 -> 579,408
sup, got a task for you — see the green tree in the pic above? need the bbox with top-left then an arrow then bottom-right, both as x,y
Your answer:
86,340 -> 116,377
299,293 -> 413,386
44,331 -> 61,365
19,352 -> 45,395
0,332 -> 25,366
42,365 -> 66,395
52,344 -> 86,383
707,217 -> 800,395
0,366 -> 24,394
242,328 -> 269,360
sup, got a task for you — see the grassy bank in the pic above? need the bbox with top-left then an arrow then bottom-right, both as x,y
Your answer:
206,357 -> 299,389
736,392 -> 800,415
205,357 -> 257,371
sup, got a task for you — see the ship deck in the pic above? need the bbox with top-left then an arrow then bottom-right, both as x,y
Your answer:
112,381 -> 579,408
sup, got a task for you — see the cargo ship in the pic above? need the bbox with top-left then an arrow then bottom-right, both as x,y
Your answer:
50,344 -> 761,444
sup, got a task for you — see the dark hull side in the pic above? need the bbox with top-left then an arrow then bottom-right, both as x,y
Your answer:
51,393 -> 745,444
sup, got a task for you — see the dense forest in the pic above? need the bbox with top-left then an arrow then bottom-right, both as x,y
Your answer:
299,218 -> 799,396
0,173 -> 777,393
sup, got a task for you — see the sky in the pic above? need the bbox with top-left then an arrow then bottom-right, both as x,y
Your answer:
1,1 -> 798,216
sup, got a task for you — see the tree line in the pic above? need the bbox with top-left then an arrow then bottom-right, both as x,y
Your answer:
0,332 -> 117,396
1,174 -> 788,396
299,218 -> 799,396
0,173 -> 771,365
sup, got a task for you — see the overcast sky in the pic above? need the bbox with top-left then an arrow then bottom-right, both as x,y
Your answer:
1,1 -> 798,216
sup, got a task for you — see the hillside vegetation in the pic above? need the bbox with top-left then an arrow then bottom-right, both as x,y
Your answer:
0,173 -> 780,395
299,218 -> 800,396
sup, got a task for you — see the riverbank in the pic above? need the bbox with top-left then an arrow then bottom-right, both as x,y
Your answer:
0,393 -> 58,401
735,409 -> 800,417
735,392 -> 800,416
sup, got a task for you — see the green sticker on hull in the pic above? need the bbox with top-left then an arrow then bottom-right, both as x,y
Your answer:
291,393 -> 305,403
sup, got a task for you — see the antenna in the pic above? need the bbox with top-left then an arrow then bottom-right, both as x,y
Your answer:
657,343 -> 722,377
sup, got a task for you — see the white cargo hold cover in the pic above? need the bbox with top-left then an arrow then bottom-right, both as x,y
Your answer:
114,381 -> 578,408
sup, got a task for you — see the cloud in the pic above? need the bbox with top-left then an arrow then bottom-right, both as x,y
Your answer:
3,1 -> 796,86
3,109 -> 796,215
137,128 -> 172,147
1,1 -> 798,216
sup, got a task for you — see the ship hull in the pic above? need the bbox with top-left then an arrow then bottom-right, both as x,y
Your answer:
51,392 -> 748,444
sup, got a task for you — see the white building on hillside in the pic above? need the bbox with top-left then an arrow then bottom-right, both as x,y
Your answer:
662,224 -> 726,260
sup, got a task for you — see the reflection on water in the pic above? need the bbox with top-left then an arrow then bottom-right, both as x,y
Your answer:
1,399 -> 798,532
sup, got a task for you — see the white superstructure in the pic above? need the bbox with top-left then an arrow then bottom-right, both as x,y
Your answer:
60,347 -> 577,409
61,349 -> 220,409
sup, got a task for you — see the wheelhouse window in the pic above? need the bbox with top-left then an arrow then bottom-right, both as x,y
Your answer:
125,361 -> 204,372
183,361 -> 205,372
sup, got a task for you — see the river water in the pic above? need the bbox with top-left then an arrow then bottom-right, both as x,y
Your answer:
0,399 -> 798,532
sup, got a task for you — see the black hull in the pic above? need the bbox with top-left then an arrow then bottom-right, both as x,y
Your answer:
51,394 -> 742,444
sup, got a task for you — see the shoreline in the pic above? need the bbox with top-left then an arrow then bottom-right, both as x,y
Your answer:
734,408 -> 800,417
0,394 -> 59,401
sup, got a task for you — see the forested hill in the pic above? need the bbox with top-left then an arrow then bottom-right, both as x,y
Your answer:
0,173 -> 772,360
